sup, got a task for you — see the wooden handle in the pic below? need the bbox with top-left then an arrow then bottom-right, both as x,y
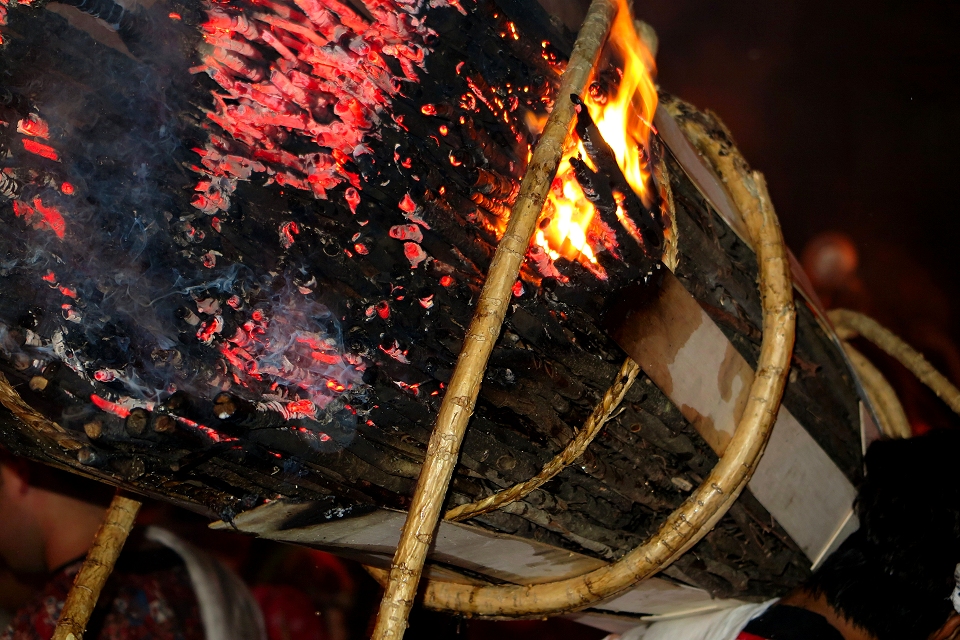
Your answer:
52,493 -> 142,640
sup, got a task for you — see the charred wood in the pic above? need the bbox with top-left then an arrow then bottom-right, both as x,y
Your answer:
0,0 -> 863,603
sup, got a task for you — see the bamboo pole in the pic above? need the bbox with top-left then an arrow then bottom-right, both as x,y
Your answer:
369,1 -> 620,637
829,309 -> 960,417
445,357 -> 639,522
367,170 -> 795,616
0,367 -> 143,640
838,341 -> 911,439
52,493 -> 142,640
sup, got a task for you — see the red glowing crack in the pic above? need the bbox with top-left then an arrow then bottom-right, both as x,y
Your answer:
90,393 -> 131,419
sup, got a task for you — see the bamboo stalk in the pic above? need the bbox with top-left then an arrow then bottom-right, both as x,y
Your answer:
52,493 -> 142,640
369,1 -> 620,637
444,357 -> 640,522
0,372 -> 85,452
838,341 -> 911,439
660,97 -> 760,247
368,170 -> 795,617
0,363 -> 142,640
829,309 -> 960,418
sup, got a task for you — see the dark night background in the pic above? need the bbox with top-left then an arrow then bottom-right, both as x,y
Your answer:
647,0 -> 960,329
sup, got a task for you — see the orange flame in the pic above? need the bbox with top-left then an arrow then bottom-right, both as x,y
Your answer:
535,2 -> 658,276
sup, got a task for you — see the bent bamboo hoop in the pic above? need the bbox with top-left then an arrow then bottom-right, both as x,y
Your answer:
838,341 -> 911,439
367,170 -> 795,617
445,357 -> 640,522
667,100 -> 938,436
52,493 -> 142,640
829,309 -> 960,418
369,1 -> 621,637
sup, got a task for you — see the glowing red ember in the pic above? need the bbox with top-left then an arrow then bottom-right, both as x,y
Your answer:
22,139 -> 59,161
17,115 -> 49,139
279,221 -> 299,248
12,198 -> 66,238
398,193 -> 417,213
90,394 -> 131,419
344,187 -> 360,214
403,241 -> 427,268
388,224 -> 423,243
190,0 -> 447,217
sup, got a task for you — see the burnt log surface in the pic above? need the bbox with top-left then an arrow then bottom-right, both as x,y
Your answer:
0,0 -> 860,603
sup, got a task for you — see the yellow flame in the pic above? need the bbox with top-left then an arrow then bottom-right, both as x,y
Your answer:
536,0 -> 658,273
589,6 -> 658,206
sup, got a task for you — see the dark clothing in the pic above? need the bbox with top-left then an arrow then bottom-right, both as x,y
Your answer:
1,544 -> 204,640
737,605 -> 845,640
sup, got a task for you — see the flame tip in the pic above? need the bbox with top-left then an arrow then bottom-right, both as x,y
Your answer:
536,4 -> 659,275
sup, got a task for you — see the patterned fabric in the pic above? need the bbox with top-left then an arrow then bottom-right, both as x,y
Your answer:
736,605 -> 844,640
1,545 -> 204,640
